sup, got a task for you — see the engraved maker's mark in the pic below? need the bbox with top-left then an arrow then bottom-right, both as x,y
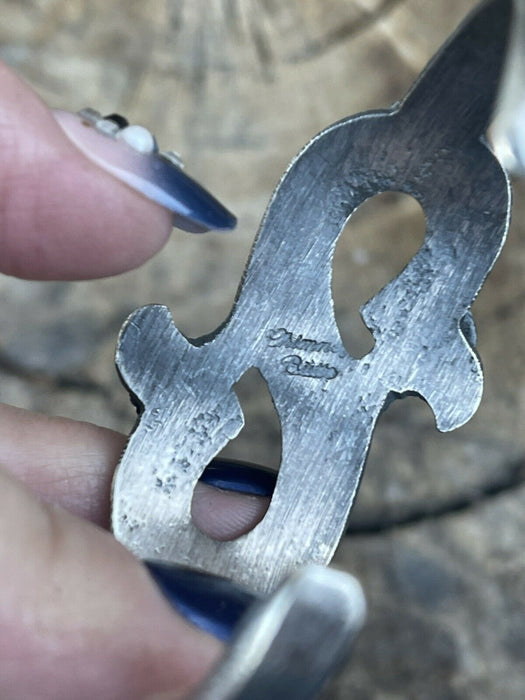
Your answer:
281,354 -> 339,380
267,327 -> 344,358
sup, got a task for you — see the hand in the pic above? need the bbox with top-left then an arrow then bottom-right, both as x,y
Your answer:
0,62 -> 270,700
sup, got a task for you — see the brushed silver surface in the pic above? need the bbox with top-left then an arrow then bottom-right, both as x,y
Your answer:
112,0 -> 511,594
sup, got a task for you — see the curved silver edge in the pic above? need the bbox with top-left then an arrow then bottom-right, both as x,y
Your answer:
191,566 -> 366,700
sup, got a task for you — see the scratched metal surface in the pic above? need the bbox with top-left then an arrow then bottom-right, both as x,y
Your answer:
112,0 -> 511,594
4,1 -> 525,696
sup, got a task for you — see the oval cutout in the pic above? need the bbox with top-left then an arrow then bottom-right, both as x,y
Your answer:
192,368 -> 281,541
332,191 -> 426,358
217,367 -> 282,470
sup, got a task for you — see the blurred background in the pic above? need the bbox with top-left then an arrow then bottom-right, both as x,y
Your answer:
0,0 -> 524,697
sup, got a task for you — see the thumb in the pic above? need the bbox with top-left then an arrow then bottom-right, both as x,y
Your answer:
0,467 -> 222,700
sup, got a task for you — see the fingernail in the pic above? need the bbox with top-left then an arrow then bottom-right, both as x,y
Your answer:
200,459 -> 277,497
145,561 -> 258,642
53,109 -> 237,233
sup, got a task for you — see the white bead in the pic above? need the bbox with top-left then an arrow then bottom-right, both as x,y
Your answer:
116,125 -> 158,154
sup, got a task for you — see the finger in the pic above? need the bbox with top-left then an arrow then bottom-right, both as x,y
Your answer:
0,467 -> 223,700
191,484 -> 272,541
192,460 -> 275,541
0,61 -> 219,280
0,404 -> 273,539
0,403 -> 122,526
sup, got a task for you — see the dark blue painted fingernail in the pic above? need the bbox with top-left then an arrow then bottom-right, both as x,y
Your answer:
200,459 -> 277,497
53,109 -> 237,234
168,168 -> 237,233
146,561 -> 258,642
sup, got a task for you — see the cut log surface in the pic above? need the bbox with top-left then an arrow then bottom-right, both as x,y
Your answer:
1,1 -> 524,697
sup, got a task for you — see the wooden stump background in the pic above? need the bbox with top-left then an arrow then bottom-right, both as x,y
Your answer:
0,1 -> 524,697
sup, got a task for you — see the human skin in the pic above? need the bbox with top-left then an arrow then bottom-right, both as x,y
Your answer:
0,61 -> 268,700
